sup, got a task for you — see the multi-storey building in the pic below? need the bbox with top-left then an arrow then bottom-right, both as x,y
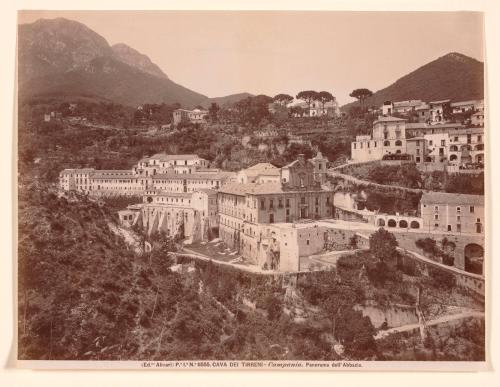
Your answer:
420,192 -> 484,235
351,117 -> 484,166
151,171 -> 235,193
58,153 -> 233,197
134,153 -> 209,176
119,189 -> 218,242
218,154 -> 335,266
90,170 -> 146,195
405,122 -> 466,138
471,111 -> 485,127
429,99 -> 451,124
172,108 -> 209,125
351,116 -> 407,162
450,100 -> 483,114
59,168 -> 95,193
381,100 -> 427,116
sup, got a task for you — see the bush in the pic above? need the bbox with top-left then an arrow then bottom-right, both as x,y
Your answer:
429,268 -> 456,289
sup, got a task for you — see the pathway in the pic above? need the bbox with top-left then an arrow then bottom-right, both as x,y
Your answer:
374,310 -> 484,340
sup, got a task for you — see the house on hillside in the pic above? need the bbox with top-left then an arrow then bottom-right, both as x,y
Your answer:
173,108 -> 209,125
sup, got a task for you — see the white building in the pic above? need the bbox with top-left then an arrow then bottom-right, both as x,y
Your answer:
172,108 -> 209,125
351,116 -> 407,162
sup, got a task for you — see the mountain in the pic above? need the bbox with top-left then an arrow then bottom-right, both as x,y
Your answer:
342,52 -> 484,111
17,18 -> 207,107
199,92 -> 254,108
111,43 -> 168,79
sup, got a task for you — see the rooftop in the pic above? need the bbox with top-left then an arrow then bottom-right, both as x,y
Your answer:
246,162 -> 279,171
429,99 -> 451,105
153,171 -> 234,180
450,100 -> 483,107
219,181 -> 327,196
393,100 -> 424,108
421,192 -> 484,206
219,182 -> 284,196
406,122 -> 465,129
148,153 -> 205,161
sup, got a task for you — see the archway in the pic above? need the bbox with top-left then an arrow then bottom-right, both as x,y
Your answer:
377,218 -> 385,227
449,154 -> 458,162
399,220 -> 408,228
410,220 -> 420,229
387,219 -> 397,228
464,243 -> 484,275
450,145 -> 459,152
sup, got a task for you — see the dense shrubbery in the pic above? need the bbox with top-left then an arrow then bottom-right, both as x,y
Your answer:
341,162 -> 484,195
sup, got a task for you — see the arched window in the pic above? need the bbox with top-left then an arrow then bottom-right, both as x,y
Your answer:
410,221 -> 420,229
399,220 -> 408,228
450,154 -> 458,161
395,140 -> 402,146
383,140 -> 390,146
377,218 -> 385,227
450,145 -> 458,152
387,219 -> 397,228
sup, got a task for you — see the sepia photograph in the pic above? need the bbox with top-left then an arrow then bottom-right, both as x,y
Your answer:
15,9 -> 487,369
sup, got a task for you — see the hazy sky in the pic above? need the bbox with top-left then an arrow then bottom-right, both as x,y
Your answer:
18,11 -> 484,104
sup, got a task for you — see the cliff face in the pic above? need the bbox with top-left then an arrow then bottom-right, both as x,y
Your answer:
111,43 -> 168,79
18,17 -> 207,107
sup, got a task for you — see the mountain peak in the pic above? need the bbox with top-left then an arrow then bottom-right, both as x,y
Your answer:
441,52 -> 480,64
342,52 -> 483,110
111,43 -> 168,79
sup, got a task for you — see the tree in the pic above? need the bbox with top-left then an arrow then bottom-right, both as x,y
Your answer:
290,106 -> 305,117
273,93 -> 293,106
321,284 -> 357,338
369,228 -> 398,262
296,90 -> 319,116
349,88 -> 373,111
316,91 -> 335,115
208,103 -> 220,122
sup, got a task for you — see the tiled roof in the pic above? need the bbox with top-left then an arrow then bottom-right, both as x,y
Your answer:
246,162 -> 279,171
421,192 -> 484,206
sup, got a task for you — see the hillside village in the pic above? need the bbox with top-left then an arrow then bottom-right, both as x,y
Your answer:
17,16 -> 486,363
44,92 -> 486,361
